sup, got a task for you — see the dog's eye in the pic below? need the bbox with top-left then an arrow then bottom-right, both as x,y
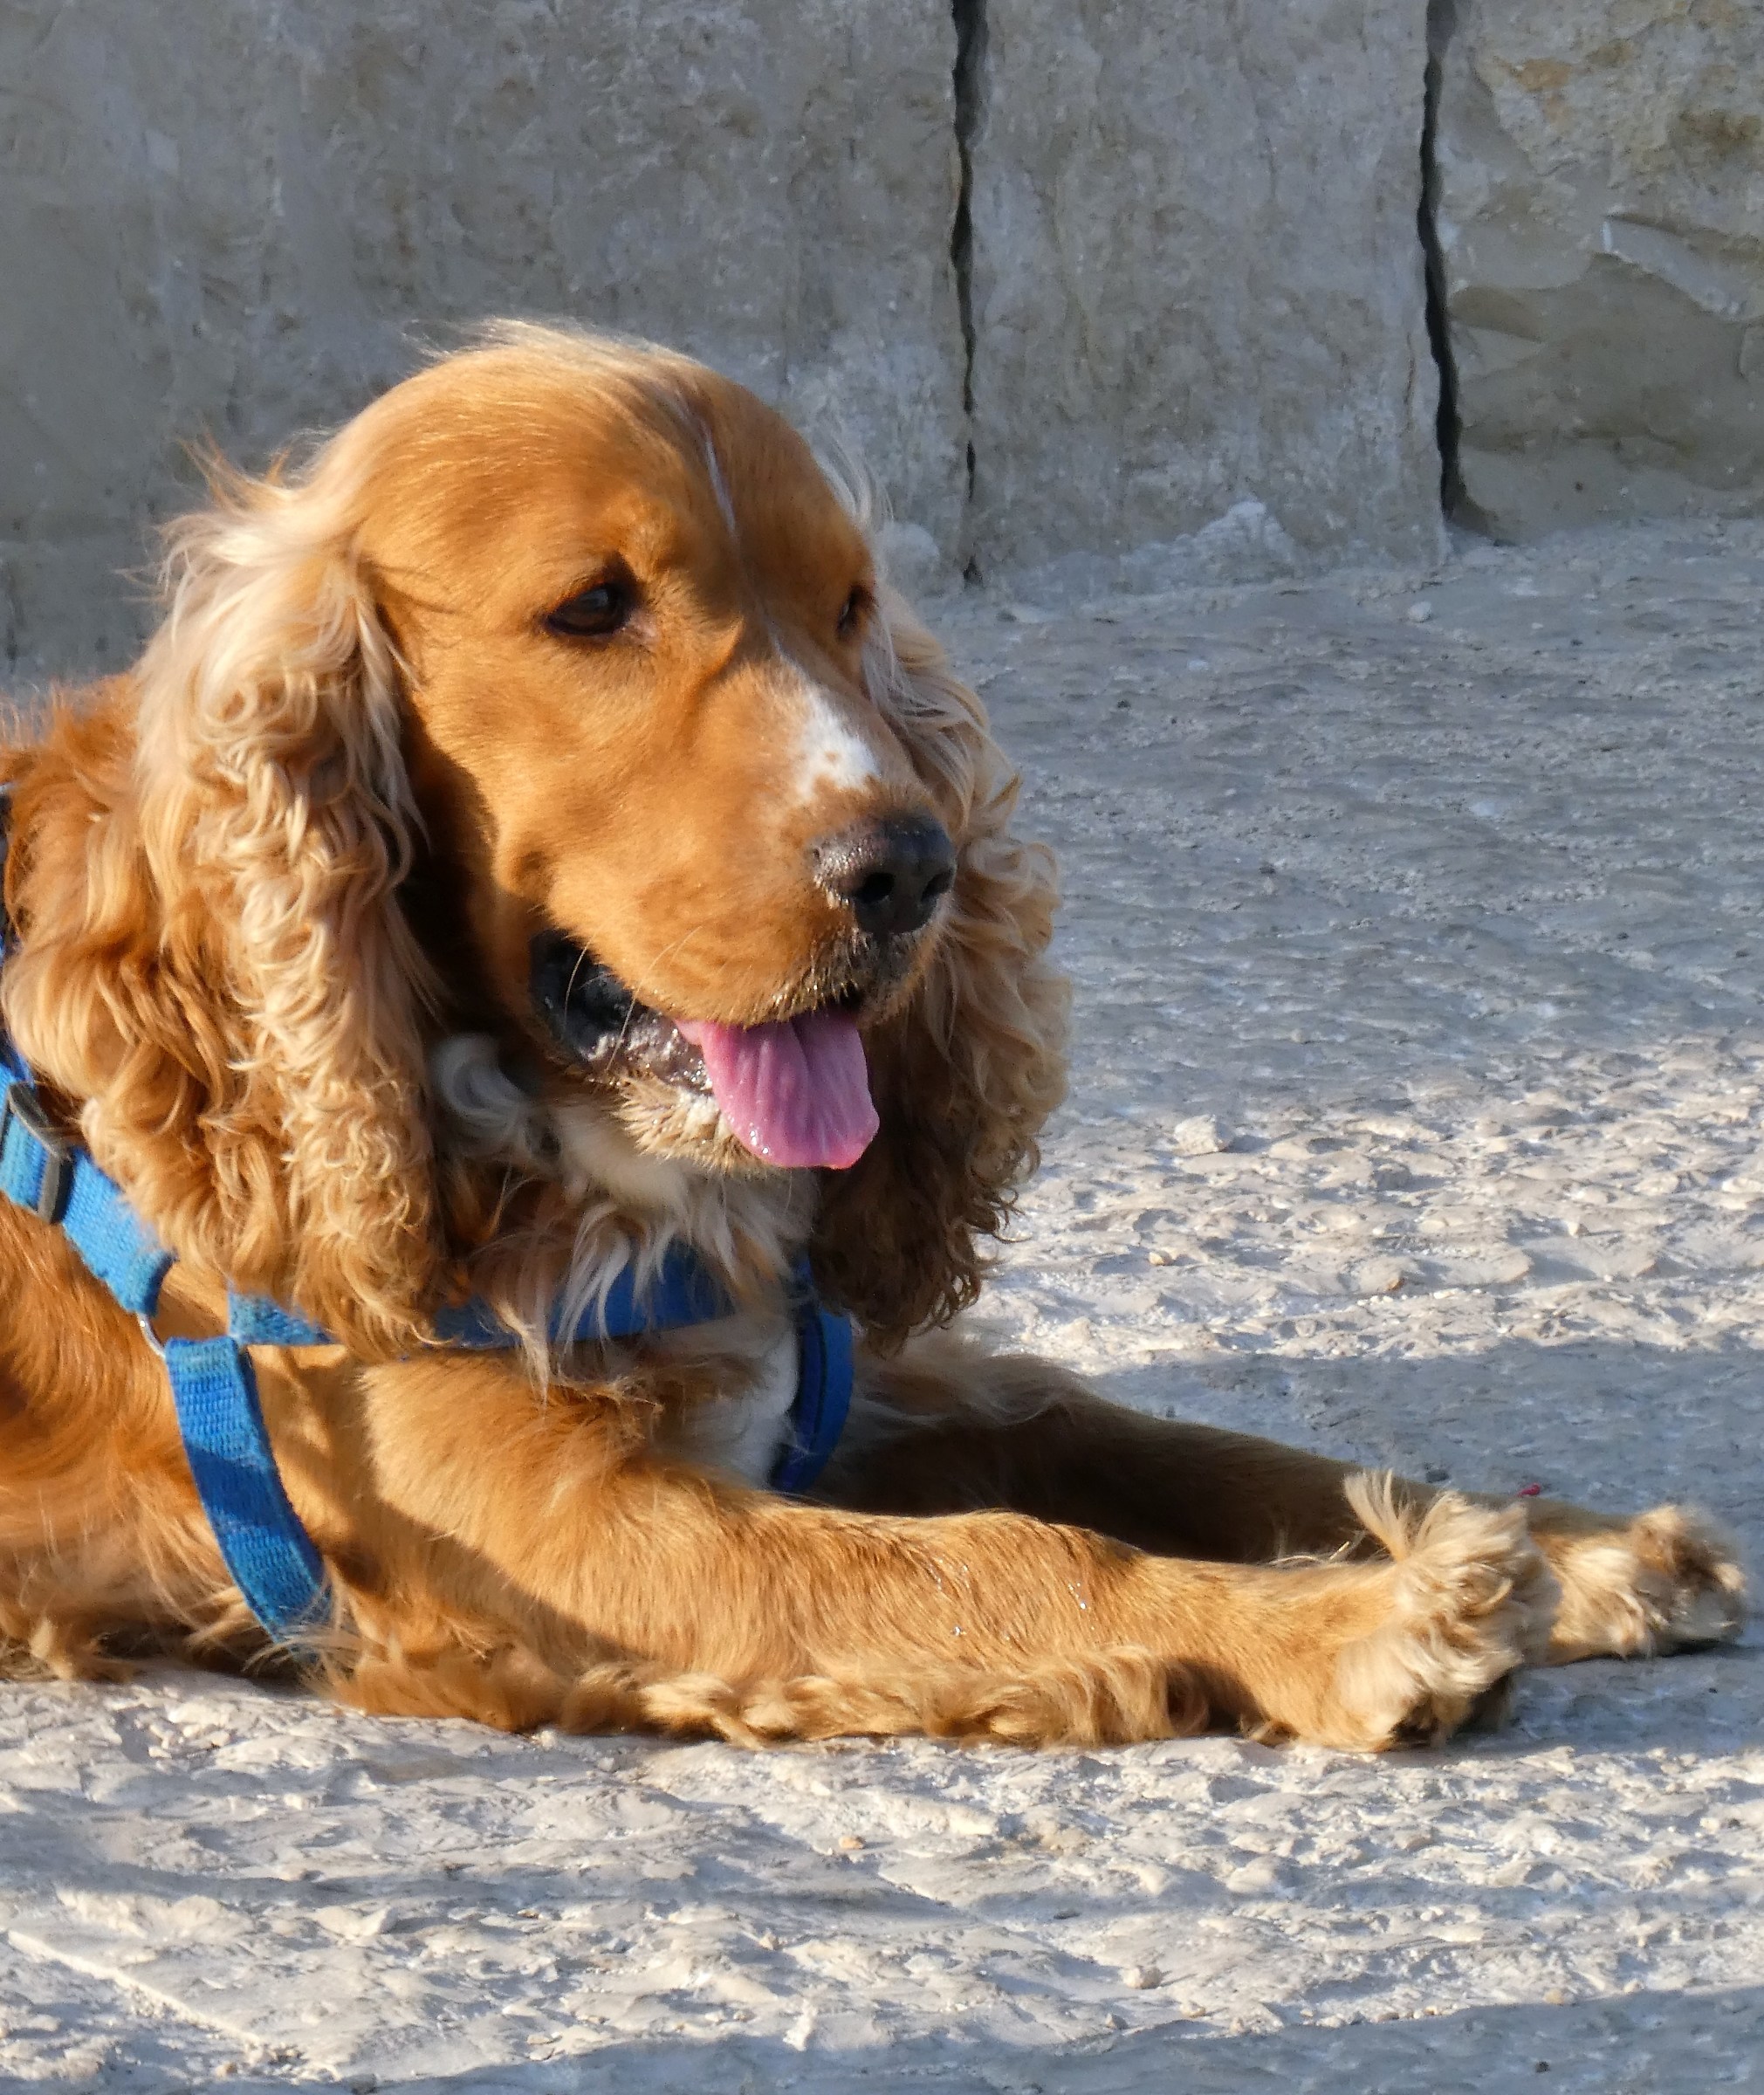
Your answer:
545,578 -> 634,640
837,585 -> 871,640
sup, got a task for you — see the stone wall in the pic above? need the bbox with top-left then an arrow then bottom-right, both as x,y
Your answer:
0,0 -> 964,678
1434,0 -> 1764,537
964,0 -> 1445,577
3,0 -> 1760,677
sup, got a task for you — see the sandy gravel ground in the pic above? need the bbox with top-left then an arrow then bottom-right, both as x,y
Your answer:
3,519 -> 1762,2092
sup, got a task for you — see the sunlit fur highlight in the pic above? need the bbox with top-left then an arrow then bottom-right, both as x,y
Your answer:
5,450 -> 438,1356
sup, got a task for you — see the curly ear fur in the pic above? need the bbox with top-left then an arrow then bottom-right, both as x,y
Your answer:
811,592 -> 1069,1348
2,452 -> 439,1354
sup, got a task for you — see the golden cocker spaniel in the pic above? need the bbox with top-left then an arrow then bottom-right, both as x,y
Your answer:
0,326 -> 1744,1747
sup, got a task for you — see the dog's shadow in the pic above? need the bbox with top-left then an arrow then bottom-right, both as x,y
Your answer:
1090,1331 -> 1761,1757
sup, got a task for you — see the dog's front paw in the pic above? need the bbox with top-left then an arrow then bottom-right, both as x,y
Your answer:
1531,1501 -> 1747,1663
1308,1477 -> 1556,1751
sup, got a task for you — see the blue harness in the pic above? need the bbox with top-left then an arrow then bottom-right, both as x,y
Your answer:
0,811 -> 852,1646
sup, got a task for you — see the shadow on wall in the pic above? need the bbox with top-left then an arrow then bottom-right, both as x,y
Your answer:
3,4 -> 1756,676
0,0 -> 1452,684
0,0 -> 971,681
1433,0 -> 1764,539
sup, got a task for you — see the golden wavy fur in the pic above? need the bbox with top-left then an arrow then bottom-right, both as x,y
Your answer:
0,327 -> 1744,1745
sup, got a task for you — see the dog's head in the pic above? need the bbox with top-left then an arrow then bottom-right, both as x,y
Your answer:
8,327 -> 1067,1353
359,331 -> 961,1178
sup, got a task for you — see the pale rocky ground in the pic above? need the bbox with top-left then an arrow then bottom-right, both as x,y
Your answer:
3,516 -> 1764,2090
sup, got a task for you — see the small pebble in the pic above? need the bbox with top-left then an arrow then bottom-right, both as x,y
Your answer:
1170,1114 -> 1228,1156
1406,598 -> 1434,623
1355,1255 -> 1416,1295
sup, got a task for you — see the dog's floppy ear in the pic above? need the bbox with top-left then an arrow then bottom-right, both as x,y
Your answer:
6,448 -> 438,1354
810,593 -> 1069,1349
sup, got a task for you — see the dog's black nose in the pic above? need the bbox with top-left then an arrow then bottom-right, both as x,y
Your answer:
814,815 -> 957,940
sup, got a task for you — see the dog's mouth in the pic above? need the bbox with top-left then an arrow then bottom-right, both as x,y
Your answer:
529,931 -> 879,1170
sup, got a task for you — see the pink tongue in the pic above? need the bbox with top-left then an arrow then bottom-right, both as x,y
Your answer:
676,1010 -> 879,1170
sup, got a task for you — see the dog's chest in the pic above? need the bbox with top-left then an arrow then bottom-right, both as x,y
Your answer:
652,1315 -> 799,1487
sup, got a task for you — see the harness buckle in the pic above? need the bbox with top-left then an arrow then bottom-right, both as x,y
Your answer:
0,1082 -> 70,1223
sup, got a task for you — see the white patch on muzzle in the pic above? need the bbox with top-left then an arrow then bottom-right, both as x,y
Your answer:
794,676 -> 882,803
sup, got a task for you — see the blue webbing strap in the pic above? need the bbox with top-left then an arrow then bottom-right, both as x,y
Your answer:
225,1295 -> 331,1348
0,1049 -> 317,1641
161,1335 -> 332,1642
0,1045 -> 325,1639
0,1031 -> 857,1647
1,1046 -> 175,1317
428,1247 -> 735,1349
772,1261 -> 855,1497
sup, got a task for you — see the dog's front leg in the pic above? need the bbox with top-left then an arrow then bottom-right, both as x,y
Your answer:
333,1352 -> 1550,1749
818,1334 -> 1747,1668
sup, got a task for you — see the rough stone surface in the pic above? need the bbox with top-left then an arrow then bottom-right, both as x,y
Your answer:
1436,0 -> 1764,537
10,0 -> 1764,676
0,0 -> 965,682
964,0 -> 1446,580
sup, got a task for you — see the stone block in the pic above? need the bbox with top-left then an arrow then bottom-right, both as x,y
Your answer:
1435,0 -> 1764,537
0,0 -> 965,680
964,0 -> 1445,580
